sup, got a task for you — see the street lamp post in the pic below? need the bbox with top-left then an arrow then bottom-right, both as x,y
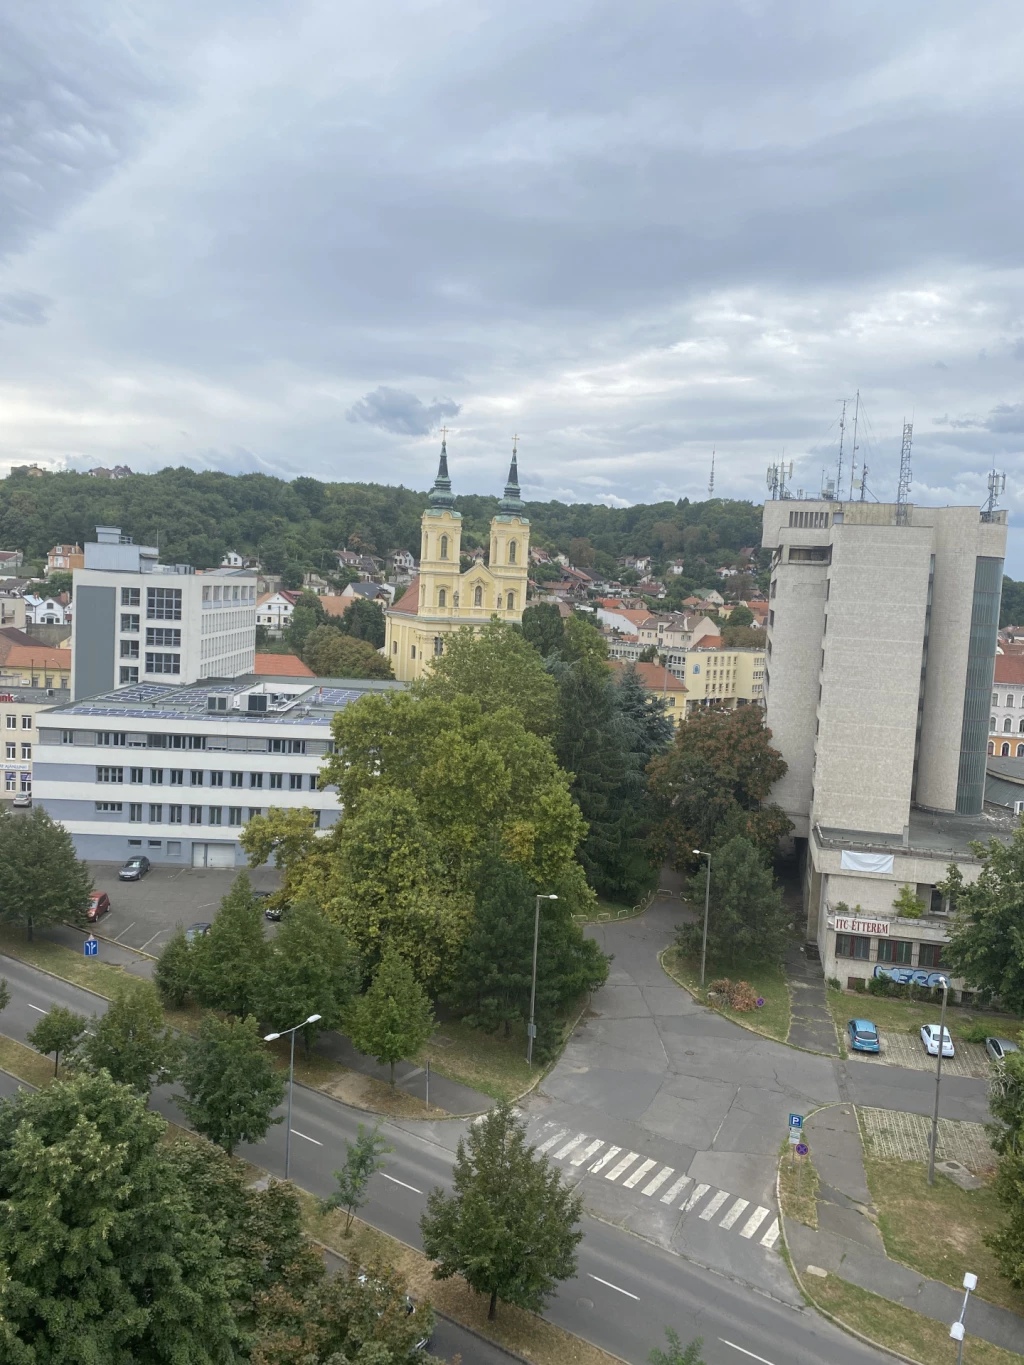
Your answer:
527,894 -> 558,1067
693,849 -> 712,987
264,1013 -> 322,1180
927,975 -> 950,1186
950,1272 -> 977,1365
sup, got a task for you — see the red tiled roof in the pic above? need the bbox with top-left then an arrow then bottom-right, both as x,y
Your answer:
694,635 -> 723,649
320,595 -> 352,618
994,655 -> 1024,685
253,653 -> 314,677
3,644 -> 69,669
610,660 -> 687,691
388,576 -> 420,616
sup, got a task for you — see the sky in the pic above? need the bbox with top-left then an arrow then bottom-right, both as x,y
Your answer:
2,2 -> 1024,564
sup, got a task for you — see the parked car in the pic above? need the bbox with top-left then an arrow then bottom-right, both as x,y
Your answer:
87,891 -> 111,922
847,1019 -> 881,1053
185,922 -> 211,944
985,1036 -> 1020,1065
118,855 -> 151,881
263,902 -> 290,922
920,1024 -> 955,1058
12,792 -> 31,808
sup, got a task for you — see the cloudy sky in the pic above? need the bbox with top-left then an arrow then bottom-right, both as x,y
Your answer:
2,2 -> 1024,559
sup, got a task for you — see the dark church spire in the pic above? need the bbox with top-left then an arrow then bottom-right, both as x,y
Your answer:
428,427 -> 455,508
498,434 -> 525,512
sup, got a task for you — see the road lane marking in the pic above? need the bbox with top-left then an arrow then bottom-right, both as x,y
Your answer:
536,1128 -> 569,1153
571,1139 -> 604,1167
113,922 -> 136,941
719,1198 -> 749,1229
622,1158 -> 658,1189
660,1174 -> 691,1204
589,1145 -> 621,1173
587,1273 -> 639,1301
759,1218 -> 781,1248
290,1129 -> 322,1146
641,1166 -> 674,1197
699,1190 -> 730,1220
554,1133 -> 587,1160
604,1151 -> 641,1182
26,1003 -> 47,1013
381,1173 -> 423,1195
680,1182 -> 710,1213
739,1206 -> 770,1239
138,930 -> 167,952
720,1340 -> 777,1365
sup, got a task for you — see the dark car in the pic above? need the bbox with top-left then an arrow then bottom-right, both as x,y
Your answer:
847,1019 -> 881,1053
986,1036 -> 1020,1065
185,921 -> 211,944
87,891 -> 111,922
263,902 -> 289,922
118,855 -> 151,881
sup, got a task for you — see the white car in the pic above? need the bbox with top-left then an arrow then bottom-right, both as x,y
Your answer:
920,1024 -> 955,1058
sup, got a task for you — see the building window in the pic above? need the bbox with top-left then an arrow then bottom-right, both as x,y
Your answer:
20,744 -> 30,760
506,591 -> 514,610
94,801 -> 123,813
1003,742 -> 1011,756
473,585 -> 482,606
440,534 -> 449,560
129,803 -> 142,821
209,806 -> 222,825
250,772 -> 263,787
411,644 -> 416,659
877,939 -> 913,964
119,667 -> 139,685
268,773 -> 282,789
96,766 -> 124,783
189,805 -> 202,824
150,768 -> 164,784
392,641 -> 398,654
120,640 -> 139,659
269,739 -> 306,754
129,767 -> 143,783
438,588 -> 446,608
509,539 -> 517,564
918,942 -> 944,968
170,769 -> 183,785
248,808 -> 261,821
4,716 -> 14,729
121,613 -> 140,632
128,839 -> 142,847
993,692 -> 999,706
835,933 -> 871,960
19,716 -> 30,732
1009,695 -> 1017,708
145,652 -> 180,675
989,741 -> 995,755
149,804 -> 163,822
229,807 -> 242,826
121,587 -> 140,607
98,732 -> 126,747
191,770 -> 203,786
169,805 -> 183,823
147,586 -> 182,620
5,742 -> 15,759
210,771 -> 224,787
434,636 -> 444,656
146,627 -> 181,647
230,772 -> 243,788
990,717 -> 997,733
1004,717 -> 1012,732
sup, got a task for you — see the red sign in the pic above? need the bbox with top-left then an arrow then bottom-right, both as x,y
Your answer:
0,694 -> 15,703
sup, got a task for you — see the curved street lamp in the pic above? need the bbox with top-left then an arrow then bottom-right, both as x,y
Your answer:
693,849 -> 712,986
264,1012 -> 322,1179
527,895 -> 558,1066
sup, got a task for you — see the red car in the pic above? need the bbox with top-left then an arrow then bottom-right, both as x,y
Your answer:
87,892 -> 111,922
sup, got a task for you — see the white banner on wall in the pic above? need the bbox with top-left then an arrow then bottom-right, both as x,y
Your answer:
839,850 -> 895,874
831,916 -> 890,936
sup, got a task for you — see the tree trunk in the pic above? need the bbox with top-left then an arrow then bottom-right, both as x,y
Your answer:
53,1052 -> 59,1076
389,1059 -> 395,1093
26,916 -> 33,943
488,1290 -> 498,1320
503,1018 -> 511,1040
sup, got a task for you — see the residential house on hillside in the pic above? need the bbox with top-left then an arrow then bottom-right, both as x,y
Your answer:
717,566 -> 739,579
334,550 -> 383,580
335,581 -> 394,605
617,554 -> 652,574
529,547 -> 553,565
0,550 -> 24,574
667,559 -> 685,575
220,551 -> 244,568
988,654 -> 1024,755
596,605 -> 654,636
47,543 -> 85,574
635,578 -> 666,599
697,588 -> 726,607
386,549 -> 417,584
302,572 -> 331,595
87,465 -> 133,479
23,595 -> 71,626
256,589 -> 303,635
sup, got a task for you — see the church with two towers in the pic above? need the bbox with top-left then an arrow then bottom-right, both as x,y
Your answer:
384,441 -> 531,681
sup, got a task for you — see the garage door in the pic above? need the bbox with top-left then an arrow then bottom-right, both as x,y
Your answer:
191,842 -> 236,868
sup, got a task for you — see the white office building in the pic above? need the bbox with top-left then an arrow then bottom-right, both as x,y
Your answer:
34,674 -> 403,867
71,527 -> 257,700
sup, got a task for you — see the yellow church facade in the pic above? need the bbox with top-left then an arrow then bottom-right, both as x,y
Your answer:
385,442 -> 530,682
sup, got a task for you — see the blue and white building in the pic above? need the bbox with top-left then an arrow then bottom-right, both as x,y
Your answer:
34,674 -> 402,867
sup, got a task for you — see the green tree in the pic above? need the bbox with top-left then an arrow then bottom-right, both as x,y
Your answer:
260,900 -> 360,1056
990,1043 -> 1024,1155
989,1149 -> 1024,1289
892,884 -> 924,918
679,834 -> 789,968
46,569 -> 74,597
26,1004 -> 87,1075
0,978 -> 8,1014
649,1329 -> 707,1365
942,835 -> 1024,1011
193,871 -> 270,1017
0,805 -> 92,940
338,595 -> 386,647
0,1070 -> 239,1363
285,589 -> 326,652
520,601 -> 566,657
726,604 -> 753,627
320,1123 -> 394,1235
420,1100 -> 583,1320
720,624 -> 766,649
569,536 -> 595,567
77,982 -> 178,1093
302,624 -> 394,678
177,1013 -> 286,1156
638,643 -> 659,662
416,618 -> 559,736
346,947 -> 435,1092
154,926 -> 196,1006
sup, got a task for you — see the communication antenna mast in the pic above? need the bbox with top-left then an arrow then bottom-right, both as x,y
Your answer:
895,420 -> 913,526
857,458 -> 869,501
848,390 -> 860,500
708,447 -> 716,497
835,398 -> 847,503
982,468 -> 1007,521
766,457 -> 793,501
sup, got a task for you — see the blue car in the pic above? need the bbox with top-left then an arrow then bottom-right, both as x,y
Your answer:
847,1019 -> 881,1053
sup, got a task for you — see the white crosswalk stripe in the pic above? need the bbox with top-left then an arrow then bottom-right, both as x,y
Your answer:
605,1151 -> 641,1182
719,1198 -> 749,1230
571,1139 -> 605,1167
660,1174 -> 691,1204
553,1133 -> 587,1160
699,1189 -> 731,1221
641,1166 -> 674,1197
622,1158 -> 658,1189
760,1218 -> 781,1248
589,1145 -> 620,1173
681,1182 -> 710,1213
536,1128 -> 569,1153
740,1206 -> 770,1239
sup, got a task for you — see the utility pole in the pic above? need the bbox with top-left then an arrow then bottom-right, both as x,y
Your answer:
896,420 -> 913,526
927,976 -> 950,1185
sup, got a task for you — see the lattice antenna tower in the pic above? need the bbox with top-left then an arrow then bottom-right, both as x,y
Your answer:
835,398 -> 847,503
982,469 -> 1006,521
895,420 -> 913,526
767,457 -> 793,501
708,447 -> 715,497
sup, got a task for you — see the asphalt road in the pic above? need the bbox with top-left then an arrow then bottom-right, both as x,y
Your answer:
0,953 -> 892,1365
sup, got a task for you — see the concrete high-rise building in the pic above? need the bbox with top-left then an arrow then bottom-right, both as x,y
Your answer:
762,500 -> 1013,993
71,528 -> 257,699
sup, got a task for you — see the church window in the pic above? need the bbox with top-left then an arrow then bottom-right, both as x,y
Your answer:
474,585 -> 482,607
508,539 -> 517,564
438,588 -> 446,608
392,641 -> 398,654
440,535 -> 449,560
411,645 -> 416,659
434,636 -> 444,656
453,591 -> 459,608
506,591 -> 515,610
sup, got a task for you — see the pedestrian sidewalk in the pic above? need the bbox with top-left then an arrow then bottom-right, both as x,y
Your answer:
784,940 -> 839,1055
783,1105 -> 1024,1356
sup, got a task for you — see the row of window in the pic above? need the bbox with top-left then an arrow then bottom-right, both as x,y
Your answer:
94,802 -> 320,827
835,934 -> 944,967
201,584 -> 255,604
120,586 -> 183,620
994,693 -> 1021,707
4,715 -> 33,730
432,587 -> 516,610
990,716 -> 1024,733
95,766 -> 317,789
4,743 -> 31,760
64,732 -> 310,754
433,536 -> 519,564
989,741 -> 1024,757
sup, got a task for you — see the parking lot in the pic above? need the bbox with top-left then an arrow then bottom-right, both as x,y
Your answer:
84,861 -> 283,956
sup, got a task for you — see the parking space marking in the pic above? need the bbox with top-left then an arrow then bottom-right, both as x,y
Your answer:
27,1003 -> 47,1013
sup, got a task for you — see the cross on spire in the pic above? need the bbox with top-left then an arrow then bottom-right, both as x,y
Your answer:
512,433 -> 519,456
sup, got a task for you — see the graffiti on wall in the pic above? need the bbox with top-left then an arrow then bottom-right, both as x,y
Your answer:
873,964 -> 947,988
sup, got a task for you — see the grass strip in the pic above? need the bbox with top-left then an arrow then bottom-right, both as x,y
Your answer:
777,1146 -> 819,1228
825,986 -> 1022,1052
0,925 -> 134,997
0,1035 -> 60,1089
661,946 -> 791,1042
863,1157 -> 1024,1317
810,1274 -> 1023,1365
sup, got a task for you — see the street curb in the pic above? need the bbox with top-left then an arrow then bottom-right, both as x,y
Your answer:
657,946 -> 819,1051
0,949 -> 114,1005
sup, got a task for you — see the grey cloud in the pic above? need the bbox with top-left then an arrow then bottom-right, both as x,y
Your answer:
346,387 -> 460,437
0,290 -> 49,325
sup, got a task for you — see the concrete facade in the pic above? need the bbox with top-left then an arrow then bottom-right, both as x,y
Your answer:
1,687 -> 70,798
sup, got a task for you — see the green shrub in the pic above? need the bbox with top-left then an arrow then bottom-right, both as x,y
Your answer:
852,978 -> 866,993
959,1021 -> 990,1044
